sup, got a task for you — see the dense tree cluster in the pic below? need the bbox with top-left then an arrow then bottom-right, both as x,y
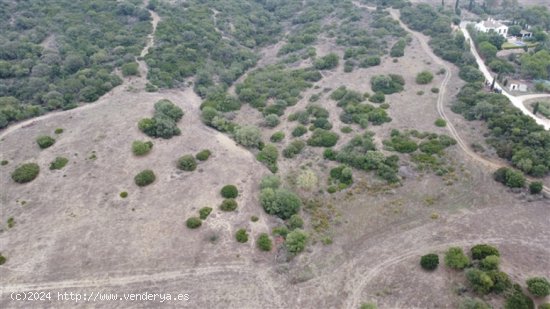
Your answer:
138,99 -> 183,139
0,0 -> 151,128
332,86 -> 392,127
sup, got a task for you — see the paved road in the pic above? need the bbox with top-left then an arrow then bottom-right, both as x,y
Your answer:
460,22 -> 550,130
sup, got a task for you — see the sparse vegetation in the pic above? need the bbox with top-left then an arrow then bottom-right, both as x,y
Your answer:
54,128 -> 64,134
11,163 -> 40,183
283,140 -> 306,159
0,254 -> 6,265
134,170 -> 155,187
49,157 -> 68,170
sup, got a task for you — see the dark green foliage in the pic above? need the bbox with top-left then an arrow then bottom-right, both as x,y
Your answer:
7,217 -> 15,228
221,185 -> 238,199
54,128 -> 64,134
121,62 -> 139,76
186,217 -> 202,229
270,131 -> 285,143
285,229 -> 308,254
526,277 -> 550,297
288,214 -> 304,230
529,182 -> 543,194
487,270 -> 512,294
341,126 -> 352,133
493,168 -> 525,188
234,125 -> 262,148
435,119 -> 446,127
480,255 -> 499,271
370,74 -> 405,94
220,199 -> 238,211
0,0 -> 148,124
330,165 -> 353,186
505,286 -> 535,309
292,125 -> 308,137
257,144 -> 279,173
390,39 -> 406,57
178,155 -> 197,171
314,53 -> 339,70
236,65 -> 320,109
445,247 -> 470,270
420,253 -> 439,270
134,170 -> 155,187
384,134 -> 418,153
1,160 -> 8,166
360,56 -> 381,68
199,207 -> 212,220
416,71 -> 434,84
332,87 -> 391,126
235,229 -> 248,243
11,163 -> 39,183
199,93 -> 241,113
459,297 -> 491,309
0,254 -> 6,265
272,226 -> 289,238
120,191 -> 128,198
36,135 -> 55,149
369,92 -> 385,103
466,268 -> 494,295
260,188 -> 301,219
251,216 -> 259,222
539,304 -> 550,309
257,233 -> 272,251
196,149 -> 212,161
471,244 -> 500,260
307,129 -> 339,147
459,66 -> 484,83
132,140 -> 153,156
264,114 -> 280,128
49,157 -> 68,170
138,100 -> 183,139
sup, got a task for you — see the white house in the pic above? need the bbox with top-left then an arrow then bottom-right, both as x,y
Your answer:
475,18 -> 508,37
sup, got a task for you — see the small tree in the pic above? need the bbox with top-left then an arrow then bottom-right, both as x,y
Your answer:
11,163 -> 40,183
526,277 -> 550,297
445,247 -> 470,270
186,217 -> 202,229
36,135 -> 55,149
285,229 -> 308,254
178,155 -> 197,171
220,199 -> 238,211
134,170 -> 156,186
257,233 -> 272,251
235,229 -> 248,243
420,253 -> 439,270
260,188 -> 302,219
529,182 -> 543,194
416,71 -> 434,84
221,185 -> 238,198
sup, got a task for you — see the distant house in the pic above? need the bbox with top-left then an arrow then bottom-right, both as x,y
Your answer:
475,18 -> 508,37
519,30 -> 532,39
509,83 -> 527,92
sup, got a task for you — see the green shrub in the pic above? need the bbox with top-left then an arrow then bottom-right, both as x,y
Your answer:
471,244 -> 500,260
234,125 -> 262,148
270,131 -> 285,143
1,160 -> 8,166
431,87 -> 440,93
505,286 -> 535,309
369,92 -> 385,103
186,217 -> 202,229
138,100 -> 183,139
0,254 -> 6,265
288,214 -> 304,230
54,128 -> 64,134
134,169 -> 156,186
526,277 -> 550,297
360,303 -> 377,309
121,62 -> 139,76
292,125 -> 308,137
416,71 -> 434,84
260,188 -> 301,219
487,270 -> 512,293
221,185 -> 238,198
11,163 -> 40,183
49,157 -> 69,170
539,304 -> 550,309
260,175 -> 281,189
257,144 -> 279,173
445,247 -> 470,270
314,53 -> 339,70
264,114 -> 280,127
529,182 -> 543,194
132,140 -> 153,156
458,297 -> 491,309
257,233 -> 273,251
283,140 -> 306,158
251,216 -> 259,222
272,226 -> 289,238
178,155 -> 197,171
435,119 -> 447,127
7,217 -> 15,228
480,255 -> 500,271
307,129 -> 339,147
466,268 -> 494,295
236,229 -> 249,243
36,135 -> 55,149
199,207 -> 212,220
420,253 -> 439,270
220,199 -> 238,211
341,126 -> 352,133
285,229 -> 308,254
371,74 -> 405,94
120,191 -> 128,198
196,149 -> 212,161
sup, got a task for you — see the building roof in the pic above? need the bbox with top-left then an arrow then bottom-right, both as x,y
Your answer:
481,19 -> 506,29
520,30 -> 532,34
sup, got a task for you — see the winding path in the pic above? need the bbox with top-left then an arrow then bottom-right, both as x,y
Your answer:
460,22 -> 550,130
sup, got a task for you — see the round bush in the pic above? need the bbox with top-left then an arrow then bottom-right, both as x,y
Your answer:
431,87 -> 440,94
270,131 -> 285,143
480,255 -> 499,271
471,244 -> 500,260
288,214 -> 304,230
257,233 -> 272,251
221,185 -> 238,198
416,71 -> 434,84
251,216 -> 259,222
285,229 -> 308,254
264,114 -> 280,127
526,277 -> 550,297
11,163 -> 40,183
235,229 -> 249,243
444,247 -> 470,270
420,253 -> 439,270
260,188 -> 301,220
134,170 -> 156,187
435,119 -> 447,127
196,149 -> 212,161
178,155 -> 197,171
36,135 -> 56,149
220,199 -> 238,211
529,181 -> 543,194
1,160 -> 8,166
199,207 -> 212,220
120,191 -> 128,198
186,217 -> 202,229
132,140 -> 153,156
49,157 -> 69,170
54,128 -> 64,134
